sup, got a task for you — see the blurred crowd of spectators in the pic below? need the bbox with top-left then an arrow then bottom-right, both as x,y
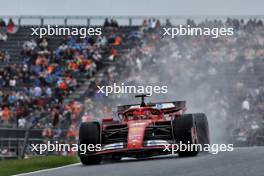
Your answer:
0,21 -> 137,156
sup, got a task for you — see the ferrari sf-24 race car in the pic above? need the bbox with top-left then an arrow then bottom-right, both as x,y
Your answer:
78,94 -> 210,165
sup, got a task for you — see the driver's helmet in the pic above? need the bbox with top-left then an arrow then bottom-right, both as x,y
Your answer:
133,109 -> 149,119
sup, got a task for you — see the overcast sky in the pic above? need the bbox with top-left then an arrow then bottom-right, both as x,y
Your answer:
0,0 -> 263,16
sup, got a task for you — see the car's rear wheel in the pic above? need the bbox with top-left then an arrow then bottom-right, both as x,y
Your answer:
194,113 -> 210,146
78,122 -> 102,165
173,114 -> 199,157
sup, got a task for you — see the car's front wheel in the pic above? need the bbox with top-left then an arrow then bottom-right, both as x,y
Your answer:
78,122 -> 102,165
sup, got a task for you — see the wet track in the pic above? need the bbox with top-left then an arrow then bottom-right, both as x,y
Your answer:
17,147 -> 264,176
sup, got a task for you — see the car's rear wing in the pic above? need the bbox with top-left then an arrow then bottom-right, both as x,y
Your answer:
117,101 -> 186,114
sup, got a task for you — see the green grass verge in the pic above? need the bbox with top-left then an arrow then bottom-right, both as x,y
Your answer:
0,156 -> 79,176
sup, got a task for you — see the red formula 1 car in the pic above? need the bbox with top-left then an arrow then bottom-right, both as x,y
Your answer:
78,94 -> 210,165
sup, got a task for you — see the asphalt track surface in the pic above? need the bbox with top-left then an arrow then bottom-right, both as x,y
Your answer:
19,147 -> 264,176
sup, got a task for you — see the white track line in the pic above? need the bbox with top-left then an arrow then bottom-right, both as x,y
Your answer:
13,163 -> 80,176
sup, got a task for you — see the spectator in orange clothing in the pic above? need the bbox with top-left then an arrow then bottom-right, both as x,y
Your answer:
68,61 -> 78,71
113,36 -> 122,45
7,19 -> 15,33
2,107 -> 11,124
58,81 -> 67,91
47,65 -> 55,73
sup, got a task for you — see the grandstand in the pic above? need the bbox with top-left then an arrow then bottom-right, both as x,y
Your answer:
0,17 -> 142,159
